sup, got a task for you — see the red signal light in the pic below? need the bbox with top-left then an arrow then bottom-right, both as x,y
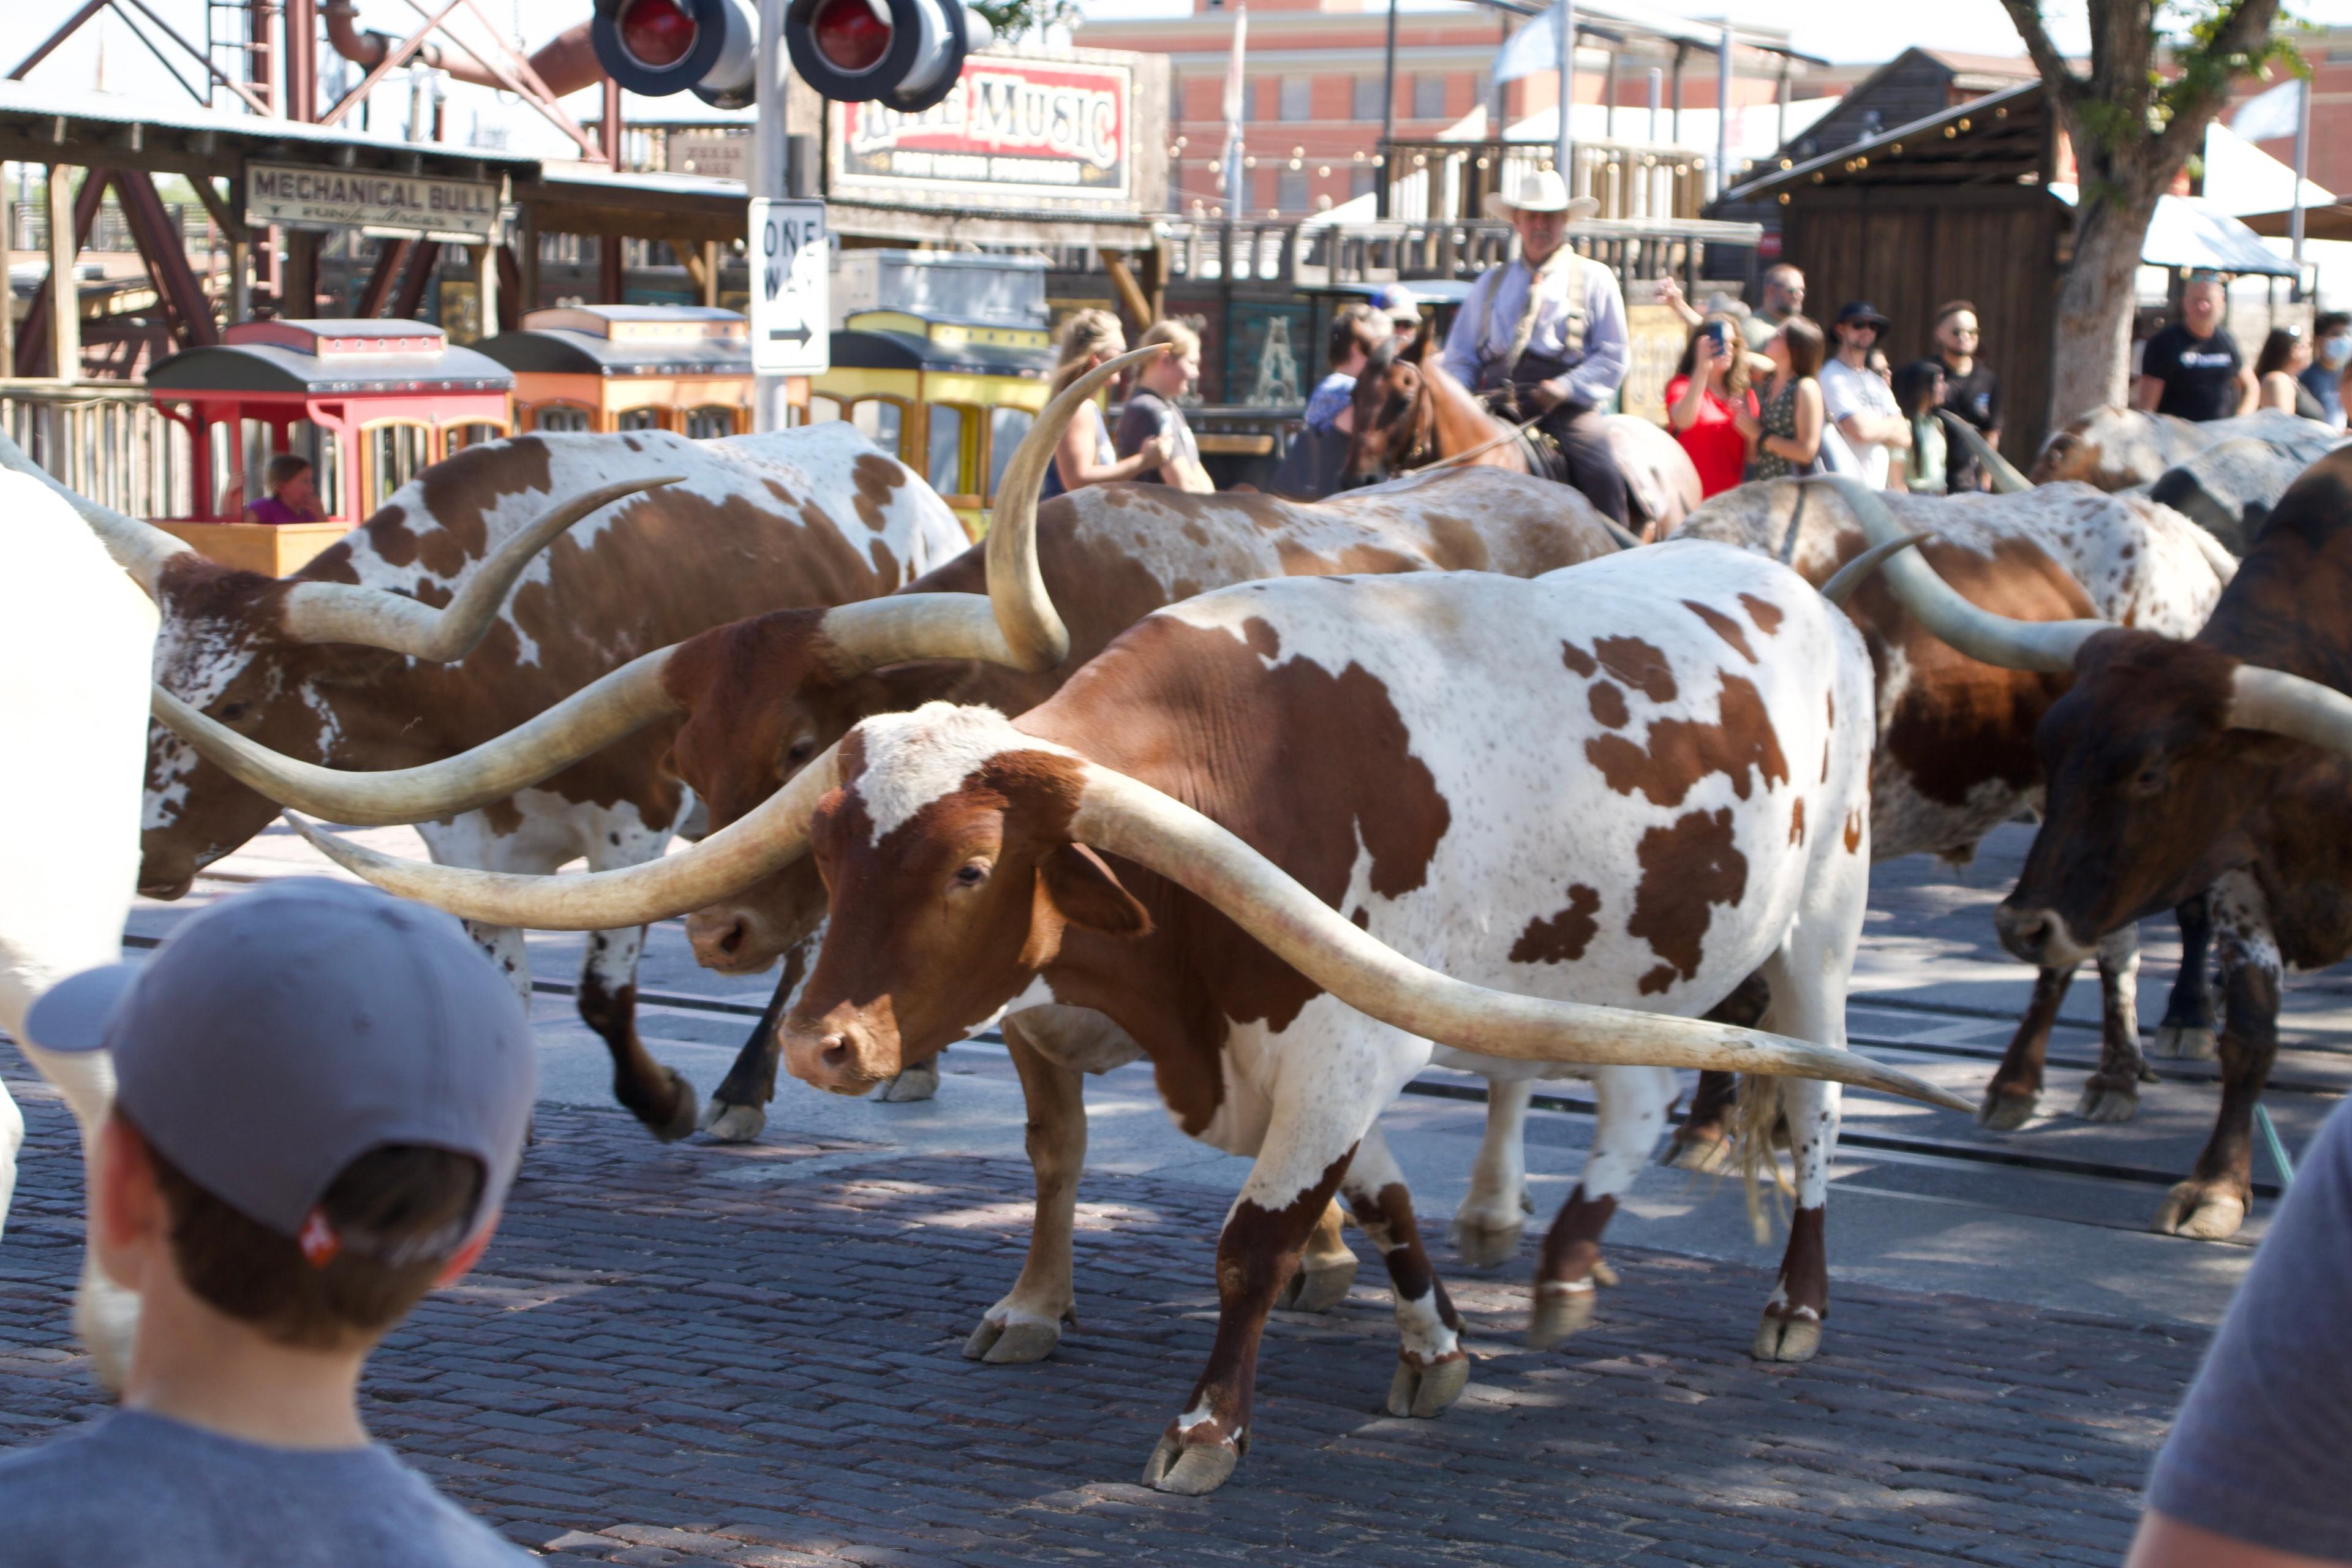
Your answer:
616,0 -> 698,68
810,0 -> 891,74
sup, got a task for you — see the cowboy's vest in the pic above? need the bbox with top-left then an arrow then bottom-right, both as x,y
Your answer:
1471,249 -> 1591,389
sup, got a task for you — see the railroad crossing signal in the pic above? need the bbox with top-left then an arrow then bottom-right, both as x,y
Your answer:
785,0 -> 992,110
750,198 -> 829,376
590,0 -> 760,107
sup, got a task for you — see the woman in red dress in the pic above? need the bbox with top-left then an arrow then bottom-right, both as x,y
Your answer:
1664,315 -> 1762,498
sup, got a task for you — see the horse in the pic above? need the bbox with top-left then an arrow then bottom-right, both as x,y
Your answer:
1341,332 -> 1703,540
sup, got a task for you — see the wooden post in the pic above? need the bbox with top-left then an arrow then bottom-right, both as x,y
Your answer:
282,228 -> 322,318
47,164 -> 80,382
0,161 -> 13,377
473,242 -> 496,340
701,239 -> 720,307
518,203 -> 539,318
1101,248 -> 1152,330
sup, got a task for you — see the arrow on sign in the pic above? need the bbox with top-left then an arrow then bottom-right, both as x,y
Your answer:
767,325 -> 815,346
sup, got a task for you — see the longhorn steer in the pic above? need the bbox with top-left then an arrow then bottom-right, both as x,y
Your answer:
0,468 -> 154,1387
1846,450 -> 2352,1238
2031,407 -> 2337,490
123,424 -> 970,1138
2146,436 -> 2335,557
252,543 -> 1966,1493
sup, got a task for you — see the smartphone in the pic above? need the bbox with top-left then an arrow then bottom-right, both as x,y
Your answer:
1700,322 -> 1728,350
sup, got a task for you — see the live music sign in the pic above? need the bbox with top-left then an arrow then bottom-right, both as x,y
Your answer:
244,160 -> 502,243
828,55 -> 1134,214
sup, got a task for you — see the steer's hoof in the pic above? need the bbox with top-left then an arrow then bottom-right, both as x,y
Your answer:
1975,1086 -> 2037,1131
1753,1310 -> 1822,1363
1142,1434 -> 1241,1496
1451,1217 -> 1523,1268
1279,1256 -> 1359,1311
962,1311 -> 1064,1365
1526,1278 -> 1598,1349
2073,1080 -> 2139,1123
1386,1351 -> 1469,1419
647,1068 -> 700,1143
2153,1025 -> 2218,1061
698,1099 -> 768,1144
1663,1134 -> 1733,1174
2154,1180 -> 2248,1241
875,1060 -> 940,1102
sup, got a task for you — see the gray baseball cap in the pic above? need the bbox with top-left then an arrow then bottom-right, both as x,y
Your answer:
28,877 -> 535,1255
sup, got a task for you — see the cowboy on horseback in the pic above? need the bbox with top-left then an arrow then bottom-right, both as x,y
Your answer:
1439,168 -> 1632,527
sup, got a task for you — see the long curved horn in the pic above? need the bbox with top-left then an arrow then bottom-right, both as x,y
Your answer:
1065,764 -> 1970,1111
1820,532 -> 1926,608
0,426 -> 193,596
281,737 -> 843,929
151,647 -> 682,826
276,475 -> 679,658
804,344 -> 1169,677
1809,475 -> 2106,673
1936,411 -> 2032,494
2227,665 -> 2352,757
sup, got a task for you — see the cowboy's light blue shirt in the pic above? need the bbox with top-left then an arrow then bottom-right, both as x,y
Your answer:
1441,251 -> 1629,409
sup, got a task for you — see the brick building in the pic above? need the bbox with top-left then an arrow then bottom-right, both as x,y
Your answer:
1074,0 -> 1807,221
2225,24 -> 2352,199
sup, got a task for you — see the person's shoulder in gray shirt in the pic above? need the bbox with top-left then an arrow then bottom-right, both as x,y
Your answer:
0,1410 -> 530,1568
2139,1096 -> 2352,1562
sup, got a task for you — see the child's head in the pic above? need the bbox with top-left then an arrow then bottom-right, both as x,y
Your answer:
31,879 -> 536,1356
1891,358 -> 1947,420
264,453 -> 316,507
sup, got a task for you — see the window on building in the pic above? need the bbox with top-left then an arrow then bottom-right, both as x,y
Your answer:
851,398 -> 905,458
808,396 -> 842,424
1412,74 -> 1447,120
1279,77 -> 1311,121
685,406 -> 737,440
1352,164 -> 1379,200
927,404 -> 967,496
1277,167 -> 1309,213
1353,75 -> 1385,122
1246,79 -> 1264,120
532,405 -> 591,433
988,407 -> 1034,499
616,408 -> 666,432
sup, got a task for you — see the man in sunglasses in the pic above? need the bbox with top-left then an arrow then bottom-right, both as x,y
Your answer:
1932,301 -> 2002,491
1819,300 -> 1910,491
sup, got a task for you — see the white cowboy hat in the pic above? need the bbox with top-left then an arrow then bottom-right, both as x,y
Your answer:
1485,168 -> 1600,221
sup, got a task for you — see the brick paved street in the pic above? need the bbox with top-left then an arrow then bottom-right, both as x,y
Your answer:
0,1076 -> 2206,1566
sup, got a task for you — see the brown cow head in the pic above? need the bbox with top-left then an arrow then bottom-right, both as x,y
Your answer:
777,709 -> 1149,1095
1341,334 -> 1435,488
1994,631 -> 2277,965
663,609 -> 973,972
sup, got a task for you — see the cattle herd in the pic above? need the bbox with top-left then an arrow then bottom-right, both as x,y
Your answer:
5,344 -> 2351,1494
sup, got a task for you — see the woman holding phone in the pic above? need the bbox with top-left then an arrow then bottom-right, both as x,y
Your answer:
1665,314 -> 1762,498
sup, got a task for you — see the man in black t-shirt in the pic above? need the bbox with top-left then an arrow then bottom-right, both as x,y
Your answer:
1931,300 -> 2001,490
2135,272 -> 2255,423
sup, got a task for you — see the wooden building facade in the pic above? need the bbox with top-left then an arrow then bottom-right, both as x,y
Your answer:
1725,82 -> 2063,466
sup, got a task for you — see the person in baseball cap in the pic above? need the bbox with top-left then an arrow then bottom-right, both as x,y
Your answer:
0,877 -> 537,1567
1372,282 -> 1425,347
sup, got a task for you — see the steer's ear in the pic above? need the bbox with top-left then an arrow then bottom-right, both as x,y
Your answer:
1039,843 -> 1153,938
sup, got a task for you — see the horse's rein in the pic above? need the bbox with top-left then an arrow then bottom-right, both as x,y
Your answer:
1402,409 -> 1548,475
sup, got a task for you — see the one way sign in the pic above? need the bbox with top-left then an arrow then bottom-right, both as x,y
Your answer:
749,198 -> 829,376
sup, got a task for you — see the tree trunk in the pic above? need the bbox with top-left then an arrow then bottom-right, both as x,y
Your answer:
2049,187 -> 2159,425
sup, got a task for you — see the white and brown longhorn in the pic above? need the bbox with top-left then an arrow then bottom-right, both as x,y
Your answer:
257,514 -> 1966,1494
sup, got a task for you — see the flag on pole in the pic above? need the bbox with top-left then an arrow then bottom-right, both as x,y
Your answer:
1493,1 -> 1559,86
2231,77 -> 2305,145
1219,6 -> 1248,193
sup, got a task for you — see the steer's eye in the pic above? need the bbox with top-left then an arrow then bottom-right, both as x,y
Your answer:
783,736 -> 817,766
2132,761 -> 2168,797
219,701 -> 252,723
951,861 -> 989,889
